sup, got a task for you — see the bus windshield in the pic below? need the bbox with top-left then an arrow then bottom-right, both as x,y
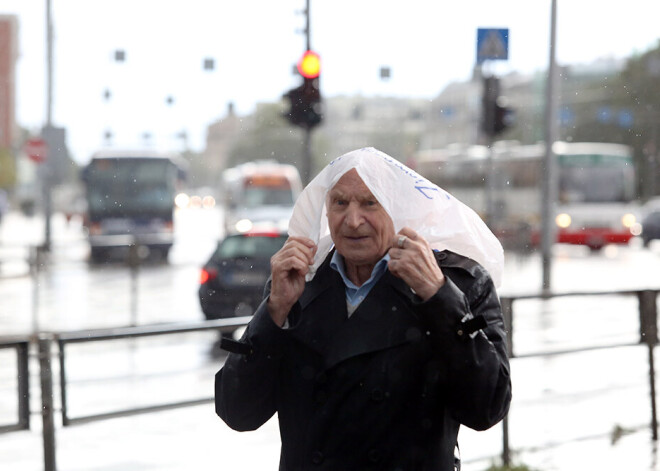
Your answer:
560,165 -> 635,203
243,186 -> 295,207
85,158 -> 177,217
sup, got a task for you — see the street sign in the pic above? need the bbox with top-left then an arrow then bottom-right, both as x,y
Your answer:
477,28 -> 509,63
25,137 -> 48,163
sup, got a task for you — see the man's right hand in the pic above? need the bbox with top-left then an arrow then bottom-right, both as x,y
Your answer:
267,236 -> 317,327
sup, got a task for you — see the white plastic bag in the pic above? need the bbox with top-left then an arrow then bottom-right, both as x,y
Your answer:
288,147 -> 504,288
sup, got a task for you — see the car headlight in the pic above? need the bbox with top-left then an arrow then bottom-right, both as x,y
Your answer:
621,213 -> 636,228
235,219 -> 253,233
174,192 -> 190,209
555,213 -> 571,229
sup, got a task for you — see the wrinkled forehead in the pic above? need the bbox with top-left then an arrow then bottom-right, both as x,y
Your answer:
324,167 -> 395,220
327,169 -> 372,198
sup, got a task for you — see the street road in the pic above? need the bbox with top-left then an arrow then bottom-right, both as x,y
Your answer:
1,208 -> 660,470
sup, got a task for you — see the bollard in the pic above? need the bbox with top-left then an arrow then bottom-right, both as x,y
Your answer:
38,335 -> 57,471
639,290 -> 659,440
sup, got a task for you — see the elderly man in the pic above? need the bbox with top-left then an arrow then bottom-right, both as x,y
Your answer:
215,148 -> 511,471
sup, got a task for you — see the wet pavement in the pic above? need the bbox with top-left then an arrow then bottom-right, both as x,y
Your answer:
2,336 -> 660,471
1,372 -> 659,471
2,212 -> 660,470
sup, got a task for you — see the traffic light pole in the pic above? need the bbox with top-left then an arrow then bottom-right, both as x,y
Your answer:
483,75 -> 498,229
304,0 -> 310,50
301,0 -> 313,185
302,128 -> 312,186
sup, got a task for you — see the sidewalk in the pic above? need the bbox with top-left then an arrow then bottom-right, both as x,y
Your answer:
1,395 -> 659,471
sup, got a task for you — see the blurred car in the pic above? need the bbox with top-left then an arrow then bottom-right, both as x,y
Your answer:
199,229 -> 288,333
641,198 -> 660,247
224,204 -> 293,235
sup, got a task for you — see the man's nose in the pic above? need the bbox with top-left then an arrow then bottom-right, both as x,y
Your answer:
344,204 -> 363,228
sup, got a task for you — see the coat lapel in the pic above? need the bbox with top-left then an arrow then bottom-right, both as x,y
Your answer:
324,271 -> 421,369
287,255 -> 348,357
288,256 -> 422,370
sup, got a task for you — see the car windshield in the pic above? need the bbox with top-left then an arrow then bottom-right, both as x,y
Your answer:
216,235 -> 287,258
243,187 -> 295,207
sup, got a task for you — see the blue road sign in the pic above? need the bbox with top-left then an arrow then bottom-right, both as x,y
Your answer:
477,28 -> 509,63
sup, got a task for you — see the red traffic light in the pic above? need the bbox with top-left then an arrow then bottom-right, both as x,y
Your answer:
297,50 -> 321,79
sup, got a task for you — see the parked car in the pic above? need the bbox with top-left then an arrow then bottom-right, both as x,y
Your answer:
641,198 -> 660,247
199,229 -> 288,334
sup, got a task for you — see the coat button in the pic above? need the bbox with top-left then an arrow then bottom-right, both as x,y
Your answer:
370,388 -> 385,402
311,451 -> 324,464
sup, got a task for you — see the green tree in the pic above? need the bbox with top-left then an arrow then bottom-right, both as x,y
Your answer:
0,148 -> 17,188
568,41 -> 660,198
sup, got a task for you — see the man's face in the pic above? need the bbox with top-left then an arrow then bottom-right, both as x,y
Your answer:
326,169 -> 395,269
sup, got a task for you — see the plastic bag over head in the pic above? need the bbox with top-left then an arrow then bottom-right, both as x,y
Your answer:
288,147 -> 504,287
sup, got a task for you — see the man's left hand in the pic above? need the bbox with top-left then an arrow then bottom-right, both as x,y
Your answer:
387,227 -> 445,301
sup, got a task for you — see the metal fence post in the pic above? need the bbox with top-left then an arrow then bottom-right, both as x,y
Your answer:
38,335 -> 57,471
501,297 -> 514,358
17,341 -> 30,430
499,296 -> 514,466
639,290 -> 658,440
57,338 -> 70,426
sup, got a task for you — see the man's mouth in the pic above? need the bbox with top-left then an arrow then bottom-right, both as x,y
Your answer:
344,235 -> 368,242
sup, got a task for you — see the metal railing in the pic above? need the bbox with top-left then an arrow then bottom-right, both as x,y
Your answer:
55,317 -> 250,425
2,288 -> 658,471
0,336 -> 30,433
498,289 -> 659,466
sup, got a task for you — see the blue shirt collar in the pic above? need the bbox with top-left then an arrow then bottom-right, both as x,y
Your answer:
330,250 -> 390,310
330,250 -> 390,288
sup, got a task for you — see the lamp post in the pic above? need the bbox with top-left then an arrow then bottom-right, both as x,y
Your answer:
541,0 -> 559,293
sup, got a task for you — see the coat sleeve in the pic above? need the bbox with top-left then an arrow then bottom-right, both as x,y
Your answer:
415,255 -> 512,431
214,297 -> 296,431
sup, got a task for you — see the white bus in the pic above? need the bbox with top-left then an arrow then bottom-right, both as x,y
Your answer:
416,141 -> 641,251
220,161 -> 302,234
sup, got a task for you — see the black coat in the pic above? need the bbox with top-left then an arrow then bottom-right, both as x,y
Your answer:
215,250 -> 511,471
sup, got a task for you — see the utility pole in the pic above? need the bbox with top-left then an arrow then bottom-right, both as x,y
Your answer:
541,0 -> 559,293
42,0 -> 54,251
46,0 -> 53,126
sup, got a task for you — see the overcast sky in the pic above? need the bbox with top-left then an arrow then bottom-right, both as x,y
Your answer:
2,0 -> 660,163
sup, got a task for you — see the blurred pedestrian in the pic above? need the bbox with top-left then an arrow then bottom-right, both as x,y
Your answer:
215,147 -> 511,470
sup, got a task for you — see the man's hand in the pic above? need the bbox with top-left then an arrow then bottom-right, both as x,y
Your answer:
387,227 -> 445,301
267,236 -> 317,326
